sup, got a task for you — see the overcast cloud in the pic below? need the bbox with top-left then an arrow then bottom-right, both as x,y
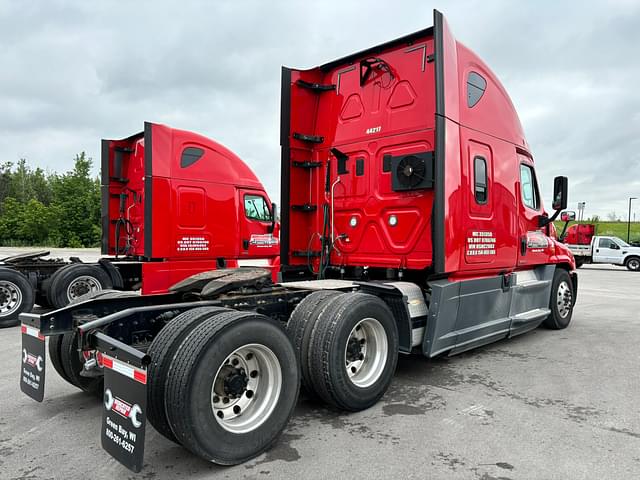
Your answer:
1,0 -> 639,219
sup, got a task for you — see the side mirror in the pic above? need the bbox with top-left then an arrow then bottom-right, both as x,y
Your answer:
552,176 -> 568,211
561,211 -> 576,222
268,202 -> 277,234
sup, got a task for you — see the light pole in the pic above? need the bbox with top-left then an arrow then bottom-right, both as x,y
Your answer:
628,197 -> 637,243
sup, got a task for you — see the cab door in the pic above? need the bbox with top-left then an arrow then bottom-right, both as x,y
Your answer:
239,189 -> 279,258
593,237 -> 621,264
516,157 -> 552,267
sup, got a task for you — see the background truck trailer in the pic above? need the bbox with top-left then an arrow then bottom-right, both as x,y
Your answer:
0,122 -> 279,327
19,10 -> 577,473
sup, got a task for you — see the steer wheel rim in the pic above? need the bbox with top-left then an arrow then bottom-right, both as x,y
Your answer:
344,317 -> 388,388
0,280 -> 22,316
211,343 -> 282,434
557,280 -> 573,319
67,275 -> 102,301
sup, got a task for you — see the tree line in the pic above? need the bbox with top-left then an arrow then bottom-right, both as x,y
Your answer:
0,155 -> 101,247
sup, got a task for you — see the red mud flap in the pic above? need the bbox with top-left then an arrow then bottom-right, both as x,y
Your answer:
100,352 -> 148,473
20,324 -> 45,402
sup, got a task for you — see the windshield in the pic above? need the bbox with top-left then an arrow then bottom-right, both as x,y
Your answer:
614,238 -> 630,248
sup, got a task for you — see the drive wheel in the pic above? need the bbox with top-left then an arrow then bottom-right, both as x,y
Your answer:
625,257 -> 640,272
147,306 -> 231,443
543,268 -> 574,330
286,290 -> 342,390
165,310 -> 299,465
306,293 -> 399,411
59,328 -> 103,396
0,267 -> 34,328
48,264 -> 112,309
48,334 -> 74,384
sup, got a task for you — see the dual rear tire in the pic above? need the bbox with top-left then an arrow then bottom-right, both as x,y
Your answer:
287,291 -> 399,411
146,308 -> 300,465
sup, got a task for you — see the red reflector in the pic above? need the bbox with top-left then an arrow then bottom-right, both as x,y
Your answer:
102,357 -> 114,369
21,325 -> 26,334
38,332 -> 45,340
133,370 -> 147,384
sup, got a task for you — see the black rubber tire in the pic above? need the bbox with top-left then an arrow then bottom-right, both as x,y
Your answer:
48,334 -> 74,384
543,268 -> 575,330
50,293 -> 135,389
48,264 -> 113,309
625,256 -> 640,272
0,267 -> 35,328
59,329 -> 103,396
147,306 -> 231,443
306,292 -> 399,411
286,290 -> 342,390
165,310 -> 300,465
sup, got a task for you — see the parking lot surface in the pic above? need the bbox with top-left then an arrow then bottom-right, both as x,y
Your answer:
1,256 -> 639,479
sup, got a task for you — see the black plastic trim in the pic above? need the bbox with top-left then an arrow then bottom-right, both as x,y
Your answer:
100,139 -> 110,255
433,9 -> 446,274
296,79 -> 336,92
280,67 -> 292,266
143,122 -> 153,259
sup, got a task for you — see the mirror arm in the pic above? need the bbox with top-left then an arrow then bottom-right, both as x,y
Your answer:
558,219 -> 571,242
538,208 -> 561,228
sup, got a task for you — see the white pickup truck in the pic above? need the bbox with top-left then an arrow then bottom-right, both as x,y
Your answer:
568,235 -> 640,271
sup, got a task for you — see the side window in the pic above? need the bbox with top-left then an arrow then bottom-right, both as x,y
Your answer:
599,238 -> 616,249
467,72 -> 487,108
244,194 -> 271,221
474,156 -> 488,204
181,147 -> 204,168
519,164 -> 539,210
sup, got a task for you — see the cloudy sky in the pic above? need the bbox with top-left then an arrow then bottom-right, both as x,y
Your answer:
1,0 -> 639,219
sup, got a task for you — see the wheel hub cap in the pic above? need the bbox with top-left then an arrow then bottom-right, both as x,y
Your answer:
211,344 -> 282,434
67,275 -> 102,301
0,280 -> 22,316
557,281 -> 573,319
344,318 -> 388,388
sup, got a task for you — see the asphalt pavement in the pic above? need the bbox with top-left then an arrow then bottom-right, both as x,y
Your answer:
1,259 -> 639,479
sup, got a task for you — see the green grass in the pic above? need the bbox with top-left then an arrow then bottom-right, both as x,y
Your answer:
554,221 -> 640,243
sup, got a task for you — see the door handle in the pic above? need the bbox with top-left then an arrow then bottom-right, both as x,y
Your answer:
520,235 -> 527,255
242,239 -> 249,250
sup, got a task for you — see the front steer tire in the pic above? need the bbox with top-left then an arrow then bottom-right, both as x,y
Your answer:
543,268 -> 575,330
625,256 -> 640,272
147,306 -> 231,443
306,292 -> 399,412
165,310 -> 300,465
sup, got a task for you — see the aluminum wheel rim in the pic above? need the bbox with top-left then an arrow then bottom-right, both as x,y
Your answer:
629,259 -> 640,270
0,280 -> 22,316
211,343 -> 282,434
557,280 -> 572,318
345,317 -> 388,388
67,275 -> 102,301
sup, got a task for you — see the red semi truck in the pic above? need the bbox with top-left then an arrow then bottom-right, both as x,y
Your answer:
19,10 -> 576,472
0,122 -> 279,327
